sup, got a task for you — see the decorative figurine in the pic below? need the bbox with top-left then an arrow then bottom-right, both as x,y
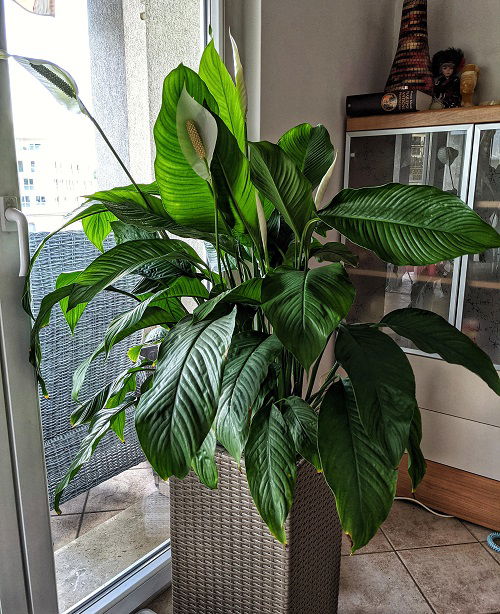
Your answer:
385,0 -> 434,96
431,48 -> 464,109
461,64 -> 480,107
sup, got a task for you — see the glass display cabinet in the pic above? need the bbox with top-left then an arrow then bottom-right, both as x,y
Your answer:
344,115 -> 499,366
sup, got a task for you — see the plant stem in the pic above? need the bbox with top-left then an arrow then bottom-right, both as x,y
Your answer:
305,342 -> 328,401
309,361 -> 340,408
84,106 -> 151,212
104,286 -> 141,302
223,253 -> 237,288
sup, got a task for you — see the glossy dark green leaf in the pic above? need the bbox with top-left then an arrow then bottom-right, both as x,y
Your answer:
111,220 -> 156,244
199,39 -> 246,152
135,311 -> 236,479
109,410 -> 126,442
216,332 -> 282,462
335,324 -> 417,466
249,141 -> 315,238
244,403 -> 296,544
319,379 -> 397,552
54,401 -> 135,513
281,396 -> 321,470
310,241 -> 359,266
191,430 -> 218,489
211,114 -> 259,243
381,308 -> 500,395
407,406 -> 426,491
262,265 -> 355,370
153,64 -> 223,233
193,278 -> 262,323
66,239 -> 203,309
318,183 -> 500,265
278,123 -> 335,189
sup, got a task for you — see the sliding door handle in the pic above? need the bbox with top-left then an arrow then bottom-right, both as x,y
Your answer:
1,197 -> 29,277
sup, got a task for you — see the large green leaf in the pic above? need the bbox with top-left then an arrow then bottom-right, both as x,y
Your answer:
249,141 -> 315,239
66,239 -> 202,309
211,114 -> 259,243
111,220 -> 156,244
277,123 -> 335,189
407,406 -> 426,491
191,430 -> 218,489
54,401 -> 135,513
261,265 -> 355,370
281,396 -> 321,470
23,202 -> 108,317
244,403 -> 297,544
103,291 -> 185,353
193,278 -> 262,323
216,332 -> 282,462
135,311 -> 236,479
56,271 -> 88,333
310,241 -> 359,267
318,183 -> 500,265
319,379 -> 397,552
199,39 -> 246,152
82,210 -> 117,251
381,308 -> 500,395
153,64 -> 224,233
85,183 -> 166,217
71,307 -> 172,401
335,324 -> 417,466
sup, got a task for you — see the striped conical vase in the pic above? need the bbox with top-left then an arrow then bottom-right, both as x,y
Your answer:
385,0 -> 433,95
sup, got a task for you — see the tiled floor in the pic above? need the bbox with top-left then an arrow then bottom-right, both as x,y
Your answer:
51,462 -> 170,612
142,500 -> 500,614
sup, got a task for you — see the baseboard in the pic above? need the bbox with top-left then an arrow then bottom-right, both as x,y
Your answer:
397,455 -> 500,530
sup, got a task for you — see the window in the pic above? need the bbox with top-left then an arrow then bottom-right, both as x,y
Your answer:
23,178 -> 34,190
21,195 -> 30,207
35,196 -> 46,203
31,160 -> 36,172
17,160 -> 23,172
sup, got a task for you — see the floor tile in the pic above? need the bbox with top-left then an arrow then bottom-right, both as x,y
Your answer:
480,541 -> 500,565
85,468 -> 157,512
140,588 -> 172,614
382,500 -> 475,550
130,461 -> 151,470
341,529 -> 392,555
55,491 -> 170,613
462,520 -> 497,542
399,543 -> 500,614
338,551 -> 432,613
50,491 -> 87,516
50,514 -> 81,550
79,511 -> 120,537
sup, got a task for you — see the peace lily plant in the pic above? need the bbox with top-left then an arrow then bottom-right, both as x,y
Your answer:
4,38 -> 500,552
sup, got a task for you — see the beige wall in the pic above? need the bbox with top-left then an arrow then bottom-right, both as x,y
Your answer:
426,0 -> 500,103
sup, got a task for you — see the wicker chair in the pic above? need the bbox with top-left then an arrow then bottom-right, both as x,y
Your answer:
29,230 -> 145,508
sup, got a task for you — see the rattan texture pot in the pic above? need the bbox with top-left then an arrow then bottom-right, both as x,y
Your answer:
170,449 -> 342,613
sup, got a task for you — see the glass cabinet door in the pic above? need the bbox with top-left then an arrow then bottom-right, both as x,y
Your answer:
458,125 -> 500,366
345,127 -> 472,350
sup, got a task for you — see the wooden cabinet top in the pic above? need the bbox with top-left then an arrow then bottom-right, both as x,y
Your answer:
346,105 -> 500,132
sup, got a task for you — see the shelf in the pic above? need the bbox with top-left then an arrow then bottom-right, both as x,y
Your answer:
476,201 -> 500,209
346,105 -> 500,132
349,268 -> 500,290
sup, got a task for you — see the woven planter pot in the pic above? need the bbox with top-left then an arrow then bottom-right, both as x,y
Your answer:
170,449 -> 342,614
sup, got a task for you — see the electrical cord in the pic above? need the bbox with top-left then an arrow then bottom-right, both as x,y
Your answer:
394,496 -> 454,518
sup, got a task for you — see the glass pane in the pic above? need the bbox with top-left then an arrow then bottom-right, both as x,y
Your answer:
346,130 -> 468,348
461,128 -> 500,365
5,1 -> 202,610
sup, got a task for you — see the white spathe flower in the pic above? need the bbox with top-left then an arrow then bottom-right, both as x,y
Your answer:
176,86 -> 218,180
